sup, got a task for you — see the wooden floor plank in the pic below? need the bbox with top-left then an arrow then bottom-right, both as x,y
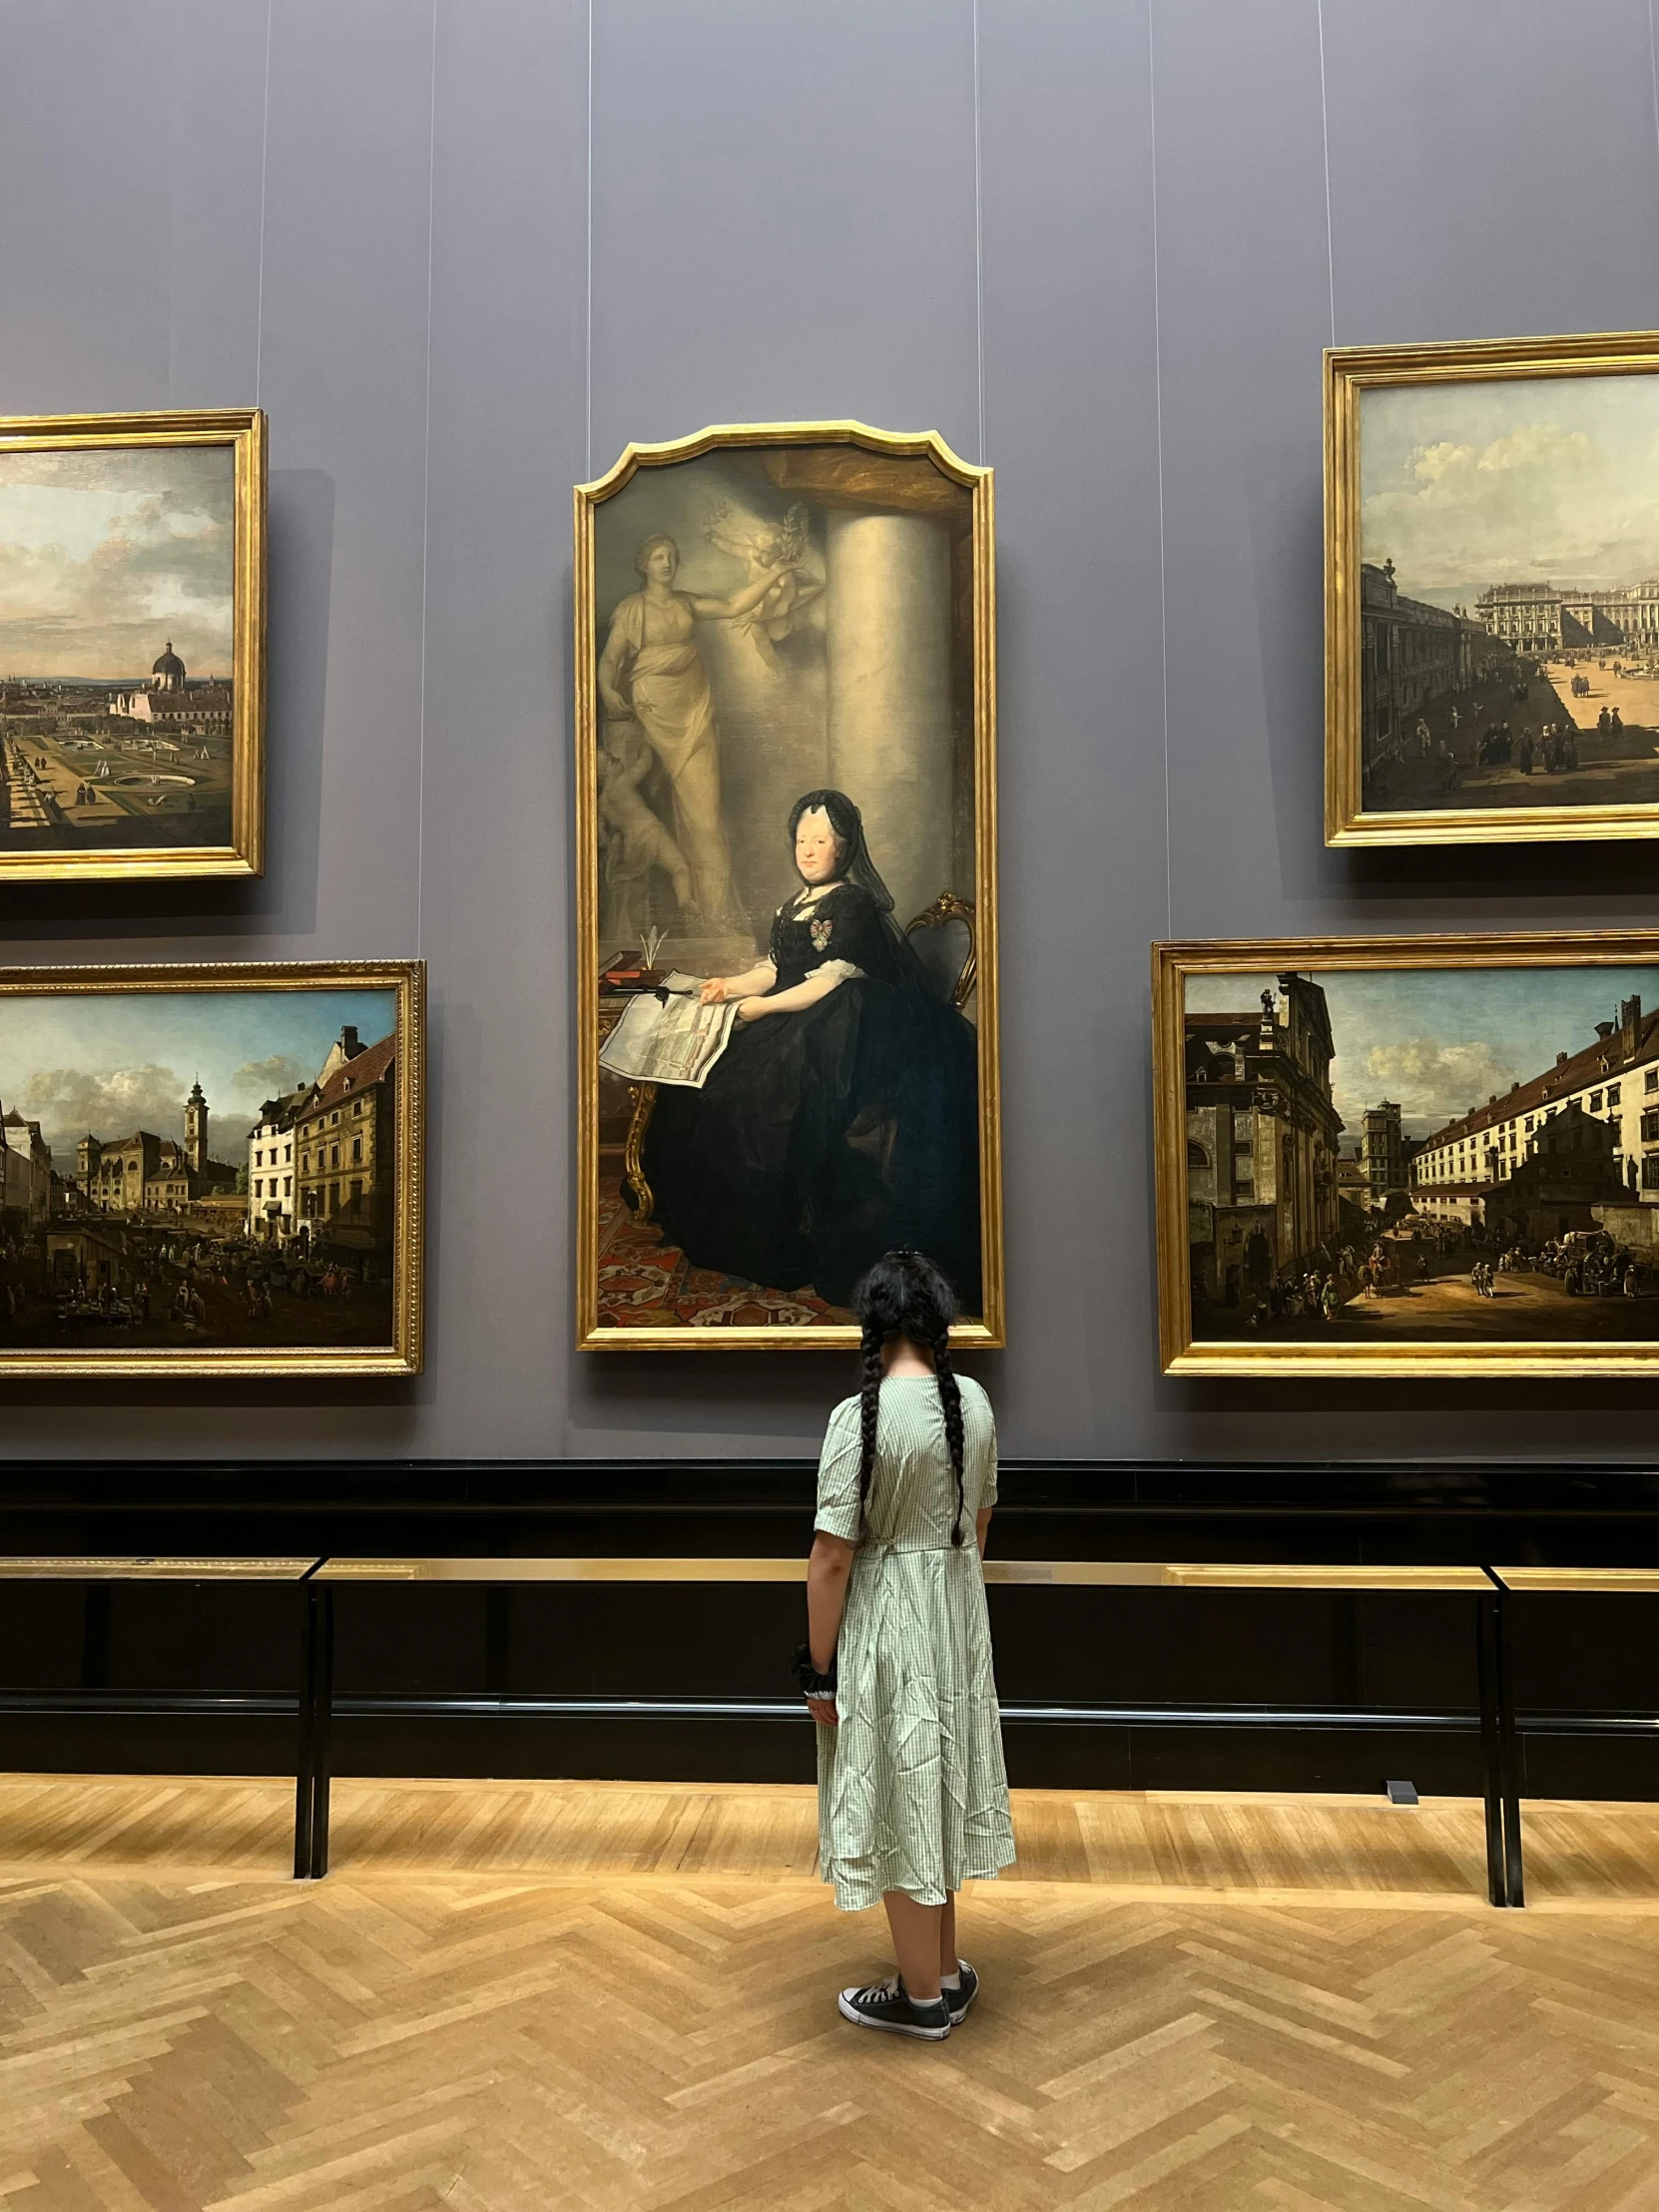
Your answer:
3,1781 -> 1659,2207
1,1776 -> 1657,1906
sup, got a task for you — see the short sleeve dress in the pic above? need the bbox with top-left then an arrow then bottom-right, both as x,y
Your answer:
814,1374 -> 1016,1912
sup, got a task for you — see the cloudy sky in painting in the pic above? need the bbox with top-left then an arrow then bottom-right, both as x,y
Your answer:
1187,966 -> 1659,1144
0,990 -> 395,1167
0,444 -> 235,680
1361,374 -> 1659,605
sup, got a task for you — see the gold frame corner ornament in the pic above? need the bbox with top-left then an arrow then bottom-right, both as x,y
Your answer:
1154,928 -> 1659,1378
573,420 -> 1002,1353
1325,329 -> 1659,848
0,406 -> 267,882
0,958 -> 424,1379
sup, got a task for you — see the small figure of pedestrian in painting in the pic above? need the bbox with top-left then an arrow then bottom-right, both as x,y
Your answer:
802,1249 -> 1013,2040
1416,717 -> 1431,757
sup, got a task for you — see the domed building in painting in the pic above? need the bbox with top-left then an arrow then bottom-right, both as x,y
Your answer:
108,640 -> 232,735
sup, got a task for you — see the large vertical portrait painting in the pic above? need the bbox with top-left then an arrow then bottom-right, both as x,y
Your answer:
0,409 -> 266,880
0,961 -> 423,1376
1155,932 -> 1659,1377
1327,332 -> 1659,846
575,423 -> 1002,1350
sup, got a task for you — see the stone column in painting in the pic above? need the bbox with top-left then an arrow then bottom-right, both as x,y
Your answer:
823,511 -> 953,930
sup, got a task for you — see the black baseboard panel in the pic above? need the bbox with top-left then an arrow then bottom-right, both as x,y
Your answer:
4,1454 -> 1659,1564
1,1701 -> 1655,1800
0,1712 -> 1483,1796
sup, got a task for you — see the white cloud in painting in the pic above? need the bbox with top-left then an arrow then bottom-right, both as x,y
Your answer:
0,445 -> 236,679
1332,1036 -> 1520,1139
1360,375 -> 1659,595
18,1062 -> 192,1149
228,1055 -> 311,1106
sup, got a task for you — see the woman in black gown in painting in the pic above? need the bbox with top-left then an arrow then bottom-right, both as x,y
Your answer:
641,790 -> 982,1312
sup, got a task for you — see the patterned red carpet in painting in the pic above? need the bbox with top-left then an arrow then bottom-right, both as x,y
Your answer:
595,1175 -> 849,1328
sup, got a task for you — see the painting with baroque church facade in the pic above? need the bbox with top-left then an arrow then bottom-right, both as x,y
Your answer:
0,962 -> 423,1375
0,409 -> 265,879
574,422 -> 1003,1351
1155,932 -> 1659,1378
1327,333 -> 1659,846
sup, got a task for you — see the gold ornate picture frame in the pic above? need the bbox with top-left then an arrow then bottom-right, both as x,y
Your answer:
0,407 -> 266,879
0,960 -> 423,1377
1156,931 -> 1659,1378
574,421 -> 1002,1351
1326,332 -> 1659,846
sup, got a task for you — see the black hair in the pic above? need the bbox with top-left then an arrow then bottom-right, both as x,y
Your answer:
848,1249 -> 965,1546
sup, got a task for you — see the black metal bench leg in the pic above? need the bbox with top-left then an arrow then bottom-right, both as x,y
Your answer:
1476,1590 -> 1508,1907
1492,1578 -> 1524,1908
294,1582 -> 319,1880
309,1585 -> 334,1880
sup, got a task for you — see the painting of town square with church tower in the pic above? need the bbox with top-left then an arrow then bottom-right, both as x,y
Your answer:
0,962 -> 423,1375
1327,332 -> 1659,846
0,408 -> 265,880
1155,932 -> 1659,1378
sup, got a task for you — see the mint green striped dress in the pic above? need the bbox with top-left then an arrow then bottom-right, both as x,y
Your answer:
814,1374 -> 1016,1912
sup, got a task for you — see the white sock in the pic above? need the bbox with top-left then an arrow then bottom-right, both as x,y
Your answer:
939,1968 -> 961,1989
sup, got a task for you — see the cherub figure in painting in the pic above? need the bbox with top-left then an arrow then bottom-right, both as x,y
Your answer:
702,499 -> 824,669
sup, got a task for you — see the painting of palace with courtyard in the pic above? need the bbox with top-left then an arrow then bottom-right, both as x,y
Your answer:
1156,938 -> 1659,1375
0,964 -> 422,1374
0,411 -> 264,878
575,425 -> 1002,1350
1328,340 -> 1659,844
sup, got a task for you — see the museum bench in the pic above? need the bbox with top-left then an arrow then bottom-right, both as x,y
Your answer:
302,1555 -> 1534,1901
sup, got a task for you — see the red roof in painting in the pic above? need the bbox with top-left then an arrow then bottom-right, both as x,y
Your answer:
307,1032 -> 396,1119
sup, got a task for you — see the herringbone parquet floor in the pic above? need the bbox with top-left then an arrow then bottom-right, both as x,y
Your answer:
6,1779 -> 1659,2209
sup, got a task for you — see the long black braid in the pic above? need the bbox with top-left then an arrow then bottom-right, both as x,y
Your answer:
931,1323 -> 967,1548
855,1321 -> 885,1540
849,1249 -> 965,1545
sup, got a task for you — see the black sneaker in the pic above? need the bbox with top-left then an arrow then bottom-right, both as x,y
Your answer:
942,1960 -> 978,2024
837,1974 -> 951,2040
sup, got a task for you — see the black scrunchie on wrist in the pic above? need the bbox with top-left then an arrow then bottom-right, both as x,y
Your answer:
792,1643 -> 837,1698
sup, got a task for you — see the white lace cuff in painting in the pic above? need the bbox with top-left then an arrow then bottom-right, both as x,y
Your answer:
810,959 -> 865,984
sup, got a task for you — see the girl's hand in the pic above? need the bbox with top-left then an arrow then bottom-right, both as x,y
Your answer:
736,996 -> 770,1022
698,976 -> 730,1004
807,1696 -> 837,1727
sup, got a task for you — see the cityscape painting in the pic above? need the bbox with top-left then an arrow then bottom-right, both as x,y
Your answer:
0,409 -> 266,879
1327,334 -> 1659,845
574,422 -> 1003,1350
1154,933 -> 1659,1376
0,962 -> 423,1375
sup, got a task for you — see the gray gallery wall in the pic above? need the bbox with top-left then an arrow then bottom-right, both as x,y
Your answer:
5,0 -> 1659,1464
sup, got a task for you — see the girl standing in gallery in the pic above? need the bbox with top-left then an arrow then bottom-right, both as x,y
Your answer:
798,1249 -> 1014,2039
